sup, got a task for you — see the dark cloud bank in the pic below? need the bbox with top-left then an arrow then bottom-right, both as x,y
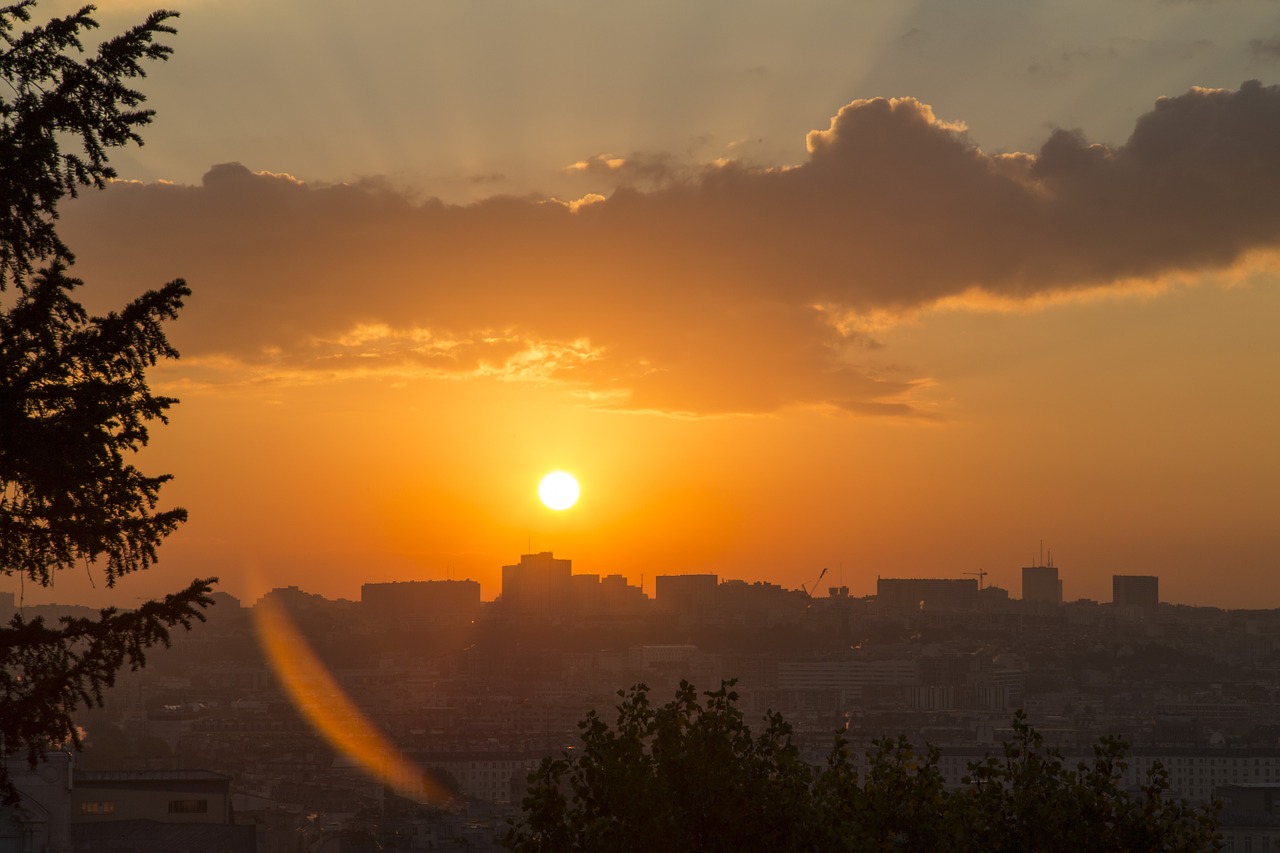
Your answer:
62,81 -> 1280,415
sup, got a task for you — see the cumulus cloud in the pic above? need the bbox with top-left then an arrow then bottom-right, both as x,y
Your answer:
60,81 -> 1280,415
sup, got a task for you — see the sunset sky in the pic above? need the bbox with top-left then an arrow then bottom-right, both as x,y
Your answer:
11,0 -> 1280,609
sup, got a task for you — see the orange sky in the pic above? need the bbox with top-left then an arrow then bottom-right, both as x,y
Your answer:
7,1 -> 1280,610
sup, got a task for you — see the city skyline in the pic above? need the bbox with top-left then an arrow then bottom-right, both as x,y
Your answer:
0,547 -> 1186,613
7,0 -> 1278,609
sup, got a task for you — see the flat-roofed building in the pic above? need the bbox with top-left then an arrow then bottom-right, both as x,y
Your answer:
72,769 -> 234,824
1113,574 -> 1159,621
655,574 -> 718,620
1022,566 -> 1063,605
876,578 -> 978,614
361,579 -> 481,623
501,552 -> 572,619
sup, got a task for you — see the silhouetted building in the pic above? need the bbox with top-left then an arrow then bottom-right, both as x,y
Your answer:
1113,574 -> 1159,621
876,578 -> 978,614
716,579 -> 807,626
1022,565 -> 1063,605
1,752 -> 74,853
568,573 -> 647,618
569,573 -> 600,612
501,552 -> 571,619
655,574 -> 718,622
597,573 -> 647,616
972,585 -> 1013,614
361,579 -> 481,624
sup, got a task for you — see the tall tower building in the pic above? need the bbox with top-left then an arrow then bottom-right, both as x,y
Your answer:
1113,575 -> 1159,621
501,552 -> 572,619
1022,566 -> 1062,605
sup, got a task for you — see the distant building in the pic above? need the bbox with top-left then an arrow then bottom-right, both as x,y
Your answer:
1113,574 -> 1159,621
716,579 -> 807,626
569,573 -> 600,612
361,579 -> 481,624
1,752 -> 74,853
72,769 -> 235,825
70,769 -> 253,853
500,552 -> 572,619
1215,783 -> 1280,852
978,586 -> 1011,607
597,573 -> 647,616
1022,565 -> 1063,605
778,659 -> 919,695
407,750 -> 543,805
655,574 -> 718,620
568,572 -> 647,618
932,748 -> 1280,805
876,578 -> 978,614
1,758 -> 253,853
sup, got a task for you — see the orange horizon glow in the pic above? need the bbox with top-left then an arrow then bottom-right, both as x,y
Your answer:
0,20 -> 1272,613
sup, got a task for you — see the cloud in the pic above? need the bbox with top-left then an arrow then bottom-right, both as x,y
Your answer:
187,325 -> 613,391
896,28 -> 927,47
562,151 -> 685,190
1250,36 -> 1280,63
1029,37 -> 1212,79
565,154 -> 627,173
60,82 -> 1280,416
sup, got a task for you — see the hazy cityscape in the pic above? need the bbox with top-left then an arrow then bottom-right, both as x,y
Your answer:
4,0 -> 1280,851
7,552 -> 1280,850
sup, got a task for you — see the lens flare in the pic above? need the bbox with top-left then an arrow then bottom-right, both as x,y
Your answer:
254,596 -> 452,804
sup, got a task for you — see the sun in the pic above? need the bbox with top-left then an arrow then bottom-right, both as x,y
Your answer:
538,471 -> 580,511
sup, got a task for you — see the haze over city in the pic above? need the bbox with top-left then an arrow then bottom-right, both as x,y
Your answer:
8,0 -> 1279,610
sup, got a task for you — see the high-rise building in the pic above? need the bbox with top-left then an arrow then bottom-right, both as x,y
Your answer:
1022,566 -> 1063,605
1113,575 -> 1159,621
500,552 -> 572,618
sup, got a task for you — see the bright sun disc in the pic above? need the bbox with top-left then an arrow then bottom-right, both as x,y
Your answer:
538,471 -> 580,510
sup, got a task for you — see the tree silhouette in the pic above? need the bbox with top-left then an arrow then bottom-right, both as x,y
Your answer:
505,681 -> 816,853
1,0 -> 214,802
506,683 -> 1221,852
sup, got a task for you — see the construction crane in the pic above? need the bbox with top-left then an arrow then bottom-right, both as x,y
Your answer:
964,568 -> 988,590
802,567 -> 829,598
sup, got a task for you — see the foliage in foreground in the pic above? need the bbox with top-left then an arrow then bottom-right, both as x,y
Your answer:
505,681 -> 1221,853
1,0 -> 215,801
